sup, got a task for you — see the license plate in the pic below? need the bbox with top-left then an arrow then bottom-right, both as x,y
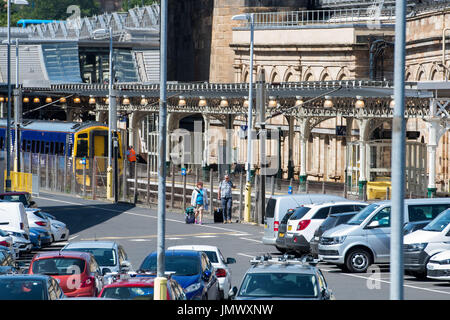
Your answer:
264,224 -> 268,229
314,236 -> 320,241
428,264 -> 434,270
279,233 -> 284,238
288,225 -> 292,231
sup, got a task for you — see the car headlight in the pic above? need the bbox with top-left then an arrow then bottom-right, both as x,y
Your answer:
51,223 -> 62,229
185,282 -> 201,293
320,236 -> 347,245
404,243 -> 427,252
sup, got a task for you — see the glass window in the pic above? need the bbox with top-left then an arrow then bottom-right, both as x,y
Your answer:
0,279 -> 45,300
238,273 -> 318,298
312,207 -> 330,220
203,251 -> 218,263
265,199 -> 277,218
330,205 -> 358,214
62,248 -> 117,267
281,209 -> 296,224
291,207 -> 311,220
369,207 -> 391,227
408,204 -> 450,222
423,209 -> 450,232
355,205 -> 367,211
32,257 -> 86,275
347,204 -> 380,225
76,140 -> 88,158
140,255 -> 200,276
44,142 -> 50,154
101,286 -> 154,300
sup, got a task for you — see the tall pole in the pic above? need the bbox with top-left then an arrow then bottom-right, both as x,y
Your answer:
14,38 -> 22,173
155,0 -> 168,300
5,0 -> 12,192
390,0 -> 406,300
107,27 -> 117,201
257,70 -> 266,225
244,13 -> 254,222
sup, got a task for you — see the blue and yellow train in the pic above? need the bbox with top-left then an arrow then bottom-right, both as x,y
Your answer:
0,119 -> 123,186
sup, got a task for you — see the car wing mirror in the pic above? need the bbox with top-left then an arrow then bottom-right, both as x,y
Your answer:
366,220 -> 380,229
120,260 -> 132,272
202,270 -> 212,281
228,287 -> 238,299
29,201 -> 36,206
226,257 -> 236,265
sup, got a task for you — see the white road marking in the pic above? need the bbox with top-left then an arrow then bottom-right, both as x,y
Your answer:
239,237 -> 263,244
195,235 -> 217,238
166,238 -> 182,240
128,239 -> 151,242
237,253 -> 255,258
68,235 -> 79,241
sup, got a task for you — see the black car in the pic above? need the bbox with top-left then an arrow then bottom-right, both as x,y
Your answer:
275,208 -> 297,253
0,274 -> 66,300
310,211 -> 358,258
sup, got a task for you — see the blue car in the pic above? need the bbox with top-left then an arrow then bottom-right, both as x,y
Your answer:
28,229 -> 42,250
138,250 -> 220,300
29,228 -> 52,248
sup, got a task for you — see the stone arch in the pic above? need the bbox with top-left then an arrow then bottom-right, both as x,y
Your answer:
269,67 -> 281,83
319,68 -> 332,81
429,64 -> 441,81
303,68 -> 315,81
283,67 -> 296,82
416,65 -> 427,81
405,69 -> 412,82
337,68 -> 350,81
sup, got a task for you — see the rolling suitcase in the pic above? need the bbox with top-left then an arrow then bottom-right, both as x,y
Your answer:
214,208 -> 224,223
185,206 -> 196,224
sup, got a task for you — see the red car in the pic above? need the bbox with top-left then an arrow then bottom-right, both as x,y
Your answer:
28,251 -> 104,297
98,276 -> 186,300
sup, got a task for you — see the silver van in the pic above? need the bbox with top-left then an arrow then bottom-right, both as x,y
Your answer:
318,198 -> 450,273
263,194 -> 347,252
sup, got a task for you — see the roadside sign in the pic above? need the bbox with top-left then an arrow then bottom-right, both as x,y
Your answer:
181,168 -> 186,176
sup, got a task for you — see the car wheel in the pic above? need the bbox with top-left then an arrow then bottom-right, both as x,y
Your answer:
345,248 -> 371,273
275,246 -> 287,253
410,270 -> 427,280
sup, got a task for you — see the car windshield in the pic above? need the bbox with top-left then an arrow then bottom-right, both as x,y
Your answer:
32,258 -> 86,275
140,255 -> 200,276
63,248 -> 117,267
0,279 -> 45,300
423,209 -> 450,232
347,204 -> 380,225
101,286 -> 154,300
238,273 -> 318,298
281,209 -> 296,224
0,194 -> 27,206
203,251 -> 218,263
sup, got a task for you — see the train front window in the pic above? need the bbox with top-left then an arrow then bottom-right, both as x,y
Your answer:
76,140 -> 88,158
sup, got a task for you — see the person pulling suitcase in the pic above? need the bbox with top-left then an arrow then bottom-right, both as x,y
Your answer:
191,181 -> 208,225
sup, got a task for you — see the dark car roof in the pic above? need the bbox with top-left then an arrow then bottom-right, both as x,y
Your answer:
0,274 -> 50,281
0,192 -> 29,196
247,263 -> 318,275
103,277 -> 156,289
329,211 -> 359,217
149,250 -> 202,257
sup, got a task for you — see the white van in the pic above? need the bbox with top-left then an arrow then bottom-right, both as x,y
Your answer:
318,198 -> 450,273
0,202 -> 31,254
404,208 -> 450,279
262,194 -> 347,252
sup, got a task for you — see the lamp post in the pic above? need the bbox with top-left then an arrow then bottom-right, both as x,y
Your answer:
5,0 -> 28,191
232,12 -> 254,223
93,27 -> 117,202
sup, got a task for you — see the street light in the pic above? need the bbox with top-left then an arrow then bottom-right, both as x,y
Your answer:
232,12 -> 255,223
5,0 -> 28,190
93,27 -> 117,202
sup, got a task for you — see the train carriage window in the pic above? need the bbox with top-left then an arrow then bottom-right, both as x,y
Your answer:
50,142 -> 55,154
31,140 -> 36,153
76,139 -> 88,158
0,137 -> 3,150
40,141 -> 45,154
26,140 -> 31,152
44,141 -> 50,154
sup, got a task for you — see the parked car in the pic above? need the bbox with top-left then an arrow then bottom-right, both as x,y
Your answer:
0,192 -> 37,208
310,211 -> 359,258
229,254 -> 334,300
404,208 -> 450,279
0,245 -> 19,275
98,276 -> 186,300
263,194 -> 347,252
61,241 -> 132,276
29,229 -> 42,250
7,230 -> 32,256
0,202 -> 30,235
275,208 -> 297,253
285,201 -> 367,255
0,229 -> 14,254
0,274 -> 65,300
426,250 -> 450,281
30,227 -> 52,247
138,250 -> 220,300
26,209 -> 52,236
39,212 -> 69,242
28,251 -> 104,297
318,198 -> 450,273
167,245 -> 236,300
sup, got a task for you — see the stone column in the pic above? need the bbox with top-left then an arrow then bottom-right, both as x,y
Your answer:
287,116 -> 295,179
357,119 -> 370,198
298,117 -> 309,191
427,118 -> 445,197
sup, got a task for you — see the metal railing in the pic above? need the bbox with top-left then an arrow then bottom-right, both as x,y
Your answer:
244,7 -> 396,28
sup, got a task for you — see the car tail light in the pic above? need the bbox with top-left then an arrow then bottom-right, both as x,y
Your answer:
297,219 -> 311,231
36,221 -> 47,227
80,276 -> 95,288
0,241 -> 10,247
274,221 -> 279,232
215,268 -> 227,278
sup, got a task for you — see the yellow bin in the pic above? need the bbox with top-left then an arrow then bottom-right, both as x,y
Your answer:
366,181 -> 391,200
